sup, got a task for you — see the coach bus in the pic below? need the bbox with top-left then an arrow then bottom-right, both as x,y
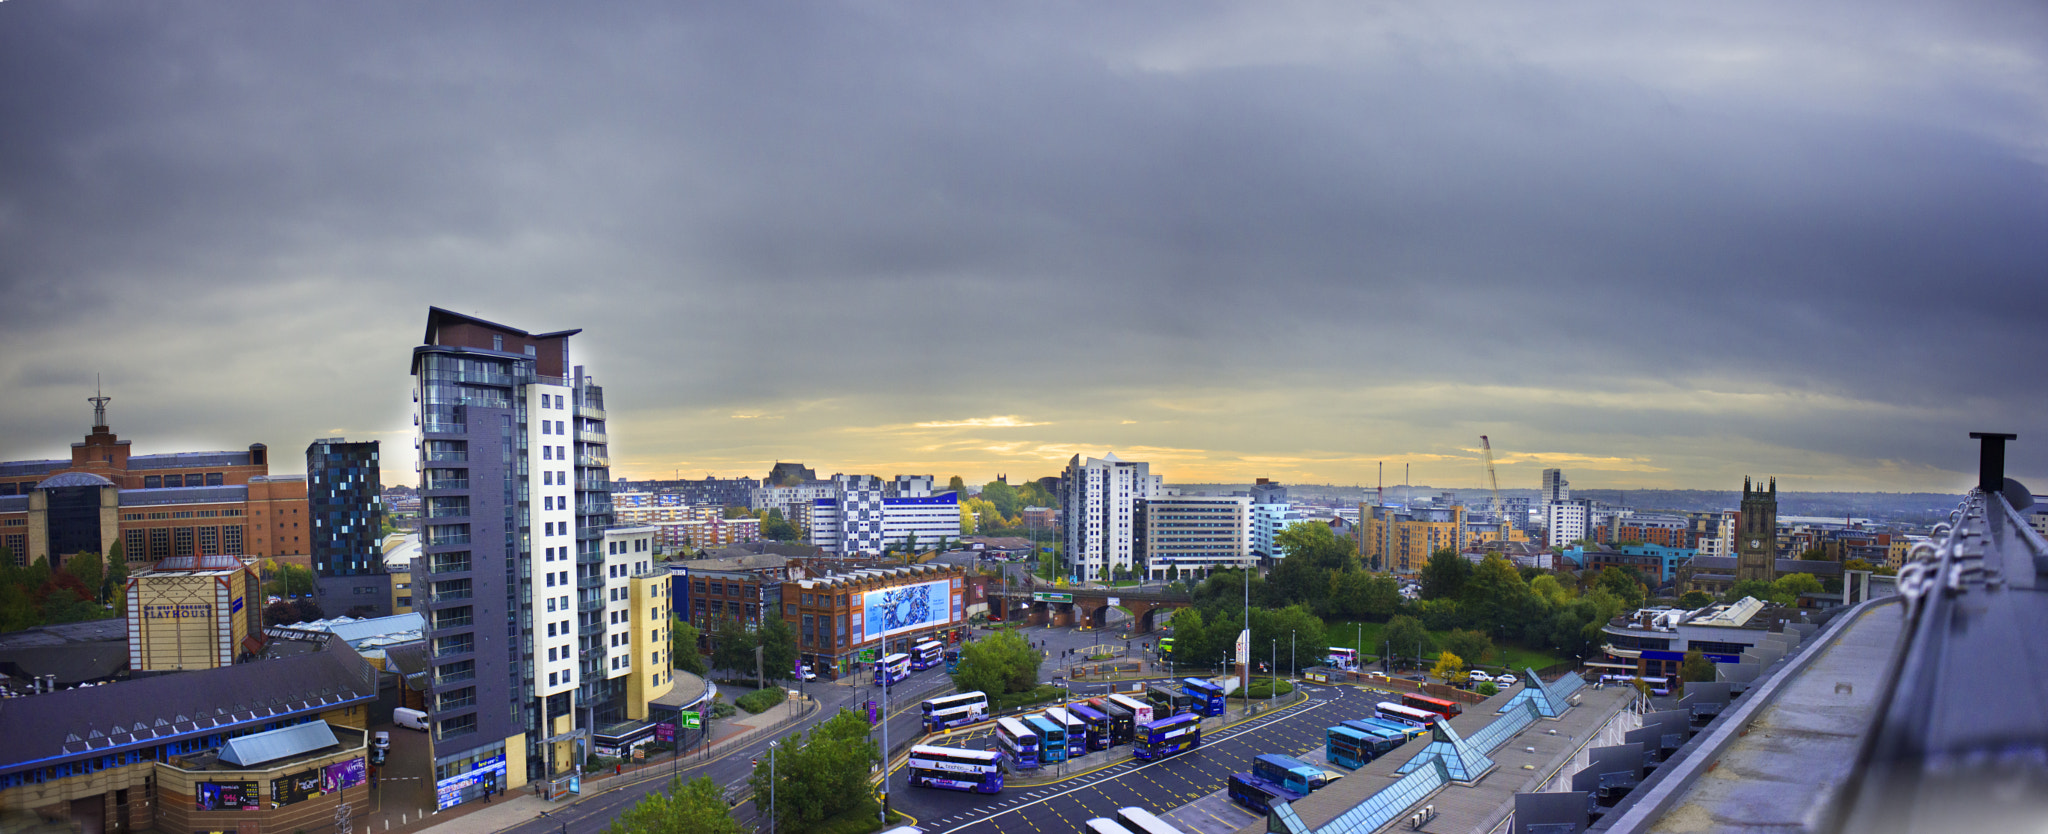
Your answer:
1045,707 -> 1090,755
1373,702 -> 1443,732
1026,714 -> 1069,764
1181,678 -> 1227,717
1146,684 -> 1194,717
922,691 -> 989,732
1228,772 -> 1303,813
996,716 -> 1040,769
874,653 -> 912,686
1088,697 -> 1135,745
1135,713 -> 1202,761
906,745 -> 1006,794
1107,693 -> 1154,728
1401,693 -> 1463,719
1325,647 -> 1359,670
1253,754 -> 1327,794
1068,702 -> 1112,751
1115,806 -> 1184,834
911,640 -> 946,671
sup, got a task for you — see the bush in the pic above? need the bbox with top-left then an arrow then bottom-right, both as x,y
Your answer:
1476,682 -> 1499,697
736,688 -> 785,714
708,701 -> 737,719
1240,679 -> 1295,699
808,799 -> 900,834
990,685 -> 1067,711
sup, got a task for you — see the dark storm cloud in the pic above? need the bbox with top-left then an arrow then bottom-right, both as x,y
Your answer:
1,0 -> 2044,488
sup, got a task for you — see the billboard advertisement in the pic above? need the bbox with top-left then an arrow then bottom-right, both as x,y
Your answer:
861,579 -> 952,641
322,758 -> 366,793
273,770 -> 323,806
196,781 -> 259,811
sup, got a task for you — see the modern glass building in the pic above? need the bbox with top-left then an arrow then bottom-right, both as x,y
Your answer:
308,438 -> 387,615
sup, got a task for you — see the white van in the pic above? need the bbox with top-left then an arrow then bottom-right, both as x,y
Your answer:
393,707 -> 430,731
1468,671 -> 1493,685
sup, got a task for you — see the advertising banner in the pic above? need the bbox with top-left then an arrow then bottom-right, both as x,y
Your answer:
861,579 -> 953,641
196,781 -> 259,811
434,754 -> 507,810
1033,592 -> 1073,603
322,758 -> 366,793
273,770 -> 322,806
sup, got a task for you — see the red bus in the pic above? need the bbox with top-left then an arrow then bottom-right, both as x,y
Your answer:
1401,693 -> 1463,719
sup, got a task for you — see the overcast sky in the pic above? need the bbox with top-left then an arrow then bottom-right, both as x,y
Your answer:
3,1 -> 2045,493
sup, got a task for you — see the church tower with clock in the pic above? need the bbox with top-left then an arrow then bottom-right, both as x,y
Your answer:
1735,476 -> 1779,583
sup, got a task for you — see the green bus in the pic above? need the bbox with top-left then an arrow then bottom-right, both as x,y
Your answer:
1158,637 -> 1174,657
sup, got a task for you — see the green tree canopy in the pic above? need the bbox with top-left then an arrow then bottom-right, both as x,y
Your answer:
749,709 -> 880,833
603,776 -> 740,834
709,616 -> 756,673
1680,649 -> 1718,684
1419,549 -> 1473,601
948,476 -> 968,495
1382,615 -> 1433,668
1441,628 -> 1494,668
63,552 -> 105,604
1432,651 -> 1467,684
1773,572 -> 1824,598
980,481 -> 1020,519
951,628 -> 1040,696
1275,522 -> 1355,573
1677,590 -> 1714,609
757,615 -> 798,681
1595,566 -> 1646,610
670,618 -> 708,676
1722,578 -> 1791,606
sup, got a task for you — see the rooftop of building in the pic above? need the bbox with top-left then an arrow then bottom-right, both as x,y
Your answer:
133,554 -> 254,577
117,485 -> 250,506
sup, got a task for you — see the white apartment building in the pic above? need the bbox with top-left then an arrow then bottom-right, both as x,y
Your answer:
1139,494 -> 1251,581
807,474 -> 959,555
1547,500 -> 1591,547
1059,453 -> 1162,582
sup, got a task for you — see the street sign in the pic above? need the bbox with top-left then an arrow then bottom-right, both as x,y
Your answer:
1033,592 -> 1074,603
679,710 -> 701,730
859,648 -> 878,662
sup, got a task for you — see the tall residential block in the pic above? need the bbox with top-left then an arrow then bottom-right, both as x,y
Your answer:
308,438 -> 387,615
411,308 -> 668,807
1137,494 -> 1250,581
1247,478 -> 1300,566
1058,453 -> 1161,582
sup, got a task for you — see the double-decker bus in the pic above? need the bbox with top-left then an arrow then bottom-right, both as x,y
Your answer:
1044,708 -> 1089,755
1401,693 -> 1463,719
1373,702 -> 1443,731
1134,713 -> 1201,760
996,717 -> 1040,770
1088,698 -> 1135,746
1146,684 -> 1194,717
1158,637 -> 1174,658
1340,719 -> 1411,750
874,653 -> 912,686
1085,820 -> 1138,834
910,640 -> 946,671
921,692 -> 989,732
1227,772 -> 1303,813
1181,678 -> 1227,717
1325,647 -> 1359,670
1326,726 -> 1377,769
945,648 -> 961,673
1252,754 -> 1327,794
1107,693 -> 1154,727
1115,806 -> 1183,834
1026,714 -> 1068,764
1067,703 -> 1111,750
906,745 -> 1006,794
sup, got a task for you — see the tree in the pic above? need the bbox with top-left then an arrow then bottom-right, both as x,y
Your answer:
749,710 -> 880,833
1358,572 -> 1403,621
1432,651 -> 1468,685
291,598 -> 325,622
1166,607 -> 1211,668
670,618 -> 708,675
1843,558 -> 1876,573
1678,590 -> 1714,609
1268,605 -> 1327,674
1723,578 -> 1793,606
1595,566 -> 1646,610
1275,523 -> 1355,573
263,600 -> 300,626
709,616 -> 756,673
1382,615 -> 1433,669
1798,547 -> 1830,561
958,504 -> 977,536
1680,649 -> 1717,684
262,561 -> 314,600
952,628 -> 1040,696
1773,572 -> 1823,599
981,481 -> 1019,519
757,615 -> 798,681
756,509 -> 797,541
63,551 -> 105,604
1442,629 -> 1494,668
603,775 -> 741,834
1419,549 -> 1472,601
105,542 -> 129,606
1529,574 -> 1575,608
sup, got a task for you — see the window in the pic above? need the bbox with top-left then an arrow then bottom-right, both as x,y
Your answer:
144,476 -> 161,489
493,335 -> 503,350
206,472 -> 223,486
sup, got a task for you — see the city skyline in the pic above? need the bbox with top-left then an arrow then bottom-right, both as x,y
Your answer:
3,2 -> 2044,493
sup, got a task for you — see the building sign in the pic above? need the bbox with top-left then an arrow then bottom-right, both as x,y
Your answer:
434,754 -> 507,810
273,770 -> 323,806
860,579 -> 953,641
143,603 -> 216,619
679,710 -> 701,729
323,758 -> 366,793
1033,592 -> 1073,603
196,781 -> 259,811
1106,597 -> 1120,607
1641,649 -> 1740,664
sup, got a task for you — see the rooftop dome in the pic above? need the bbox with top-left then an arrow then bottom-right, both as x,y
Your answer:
36,471 -> 114,489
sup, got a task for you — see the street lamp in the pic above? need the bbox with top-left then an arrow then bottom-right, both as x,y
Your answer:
767,740 -> 779,834
1270,639 -> 1277,707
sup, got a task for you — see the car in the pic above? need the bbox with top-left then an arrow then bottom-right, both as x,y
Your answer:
369,747 -> 387,766
1495,674 -> 1519,687
801,666 -> 817,682
372,731 -> 391,751
1468,671 -> 1493,684
1404,674 -> 1427,683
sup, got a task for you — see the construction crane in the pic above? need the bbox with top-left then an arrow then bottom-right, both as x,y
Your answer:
1480,435 -> 1511,542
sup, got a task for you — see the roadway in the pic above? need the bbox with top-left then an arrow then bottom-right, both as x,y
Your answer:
892,683 -> 1396,834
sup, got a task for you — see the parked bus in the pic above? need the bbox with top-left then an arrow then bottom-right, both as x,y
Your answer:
874,653 -> 912,686
1026,715 -> 1068,764
1135,713 -> 1201,761
1045,708 -> 1090,755
945,648 -> 961,674
1373,702 -> 1443,731
1085,820 -> 1138,834
1115,806 -> 1184,834
1350,716 -> 1427,741
1146,684 -> 1194,717
1107,693 -> 1155,727
1158,637 -> 1174,657
906,745 -> 1006,794
1401,693 -> 1463,719
1325,647 -> 1359,670
1326,726 -> 1375,769
1599,674 -> 1672,696
1228,772 -> 1303,813
996,716 -> 1040,769
1252,754 -> 1327,794
922,692 -> 989,732
1068,702 -> 1112,751
1181,678 -> 1227,717
1340,719 -> 1411,750
911,640 -> 946,671
1088,697 -> 1135,746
